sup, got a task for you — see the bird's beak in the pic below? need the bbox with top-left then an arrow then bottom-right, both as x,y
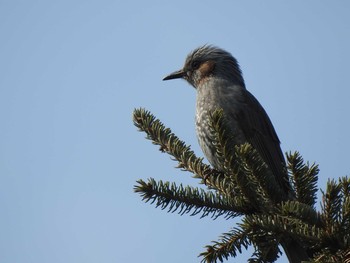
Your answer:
163,69 -> 185,81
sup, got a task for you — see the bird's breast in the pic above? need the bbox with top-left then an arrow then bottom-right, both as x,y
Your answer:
195,81 -> 247,169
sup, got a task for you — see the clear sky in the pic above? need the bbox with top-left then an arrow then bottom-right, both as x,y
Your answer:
1,1 -> 350,262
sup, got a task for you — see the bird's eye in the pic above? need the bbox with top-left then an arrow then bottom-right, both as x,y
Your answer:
192,61 -> 200,70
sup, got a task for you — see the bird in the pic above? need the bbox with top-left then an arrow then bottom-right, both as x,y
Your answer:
162,45 -> 311,262
162,45 -> 292,200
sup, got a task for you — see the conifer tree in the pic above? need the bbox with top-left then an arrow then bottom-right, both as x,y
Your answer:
133,108 -> 350,263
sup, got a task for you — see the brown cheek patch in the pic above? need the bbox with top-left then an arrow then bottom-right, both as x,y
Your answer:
199,60 -> 216,77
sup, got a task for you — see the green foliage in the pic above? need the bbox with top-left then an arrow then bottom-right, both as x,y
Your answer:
287,152 -> 319,208
132,107 -> 350,263
133,108 -> 228,193
199,228 -> 250,262
134,178 -> 249,219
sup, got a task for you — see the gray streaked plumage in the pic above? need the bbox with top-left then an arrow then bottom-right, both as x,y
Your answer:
163,45 -> 291,198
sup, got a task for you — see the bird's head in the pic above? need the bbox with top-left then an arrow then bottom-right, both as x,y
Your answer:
163,45 -> 245,88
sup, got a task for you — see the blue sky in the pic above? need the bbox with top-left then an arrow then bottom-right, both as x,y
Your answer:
1,1 -> 350,262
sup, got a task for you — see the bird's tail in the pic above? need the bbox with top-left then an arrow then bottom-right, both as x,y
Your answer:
281,238 -> 310,263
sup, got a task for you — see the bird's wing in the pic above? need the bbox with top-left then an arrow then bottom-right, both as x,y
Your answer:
234,90 -> 290,194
